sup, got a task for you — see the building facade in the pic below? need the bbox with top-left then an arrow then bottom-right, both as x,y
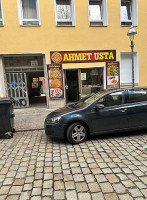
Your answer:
0,0 -> 146,109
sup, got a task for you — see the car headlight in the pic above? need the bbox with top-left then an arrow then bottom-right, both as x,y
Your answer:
46,116 -> 61,124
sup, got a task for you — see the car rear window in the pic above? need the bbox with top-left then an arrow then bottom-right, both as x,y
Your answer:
128,89 -> 147,103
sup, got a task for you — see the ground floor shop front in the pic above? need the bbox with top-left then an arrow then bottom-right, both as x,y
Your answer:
0,50 -> 139,109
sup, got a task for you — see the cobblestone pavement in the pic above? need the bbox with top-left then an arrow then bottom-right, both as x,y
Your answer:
0,130 -> 147,200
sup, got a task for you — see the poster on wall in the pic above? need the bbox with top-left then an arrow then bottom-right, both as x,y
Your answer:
47,64 -> 64,99
106,62 -> 120,89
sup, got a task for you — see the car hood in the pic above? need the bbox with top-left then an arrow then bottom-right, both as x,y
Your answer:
46,103 -> 87,119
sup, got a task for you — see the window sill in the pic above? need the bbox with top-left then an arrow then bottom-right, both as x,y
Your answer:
89,25 -> 108,27
20,25 -> 41,27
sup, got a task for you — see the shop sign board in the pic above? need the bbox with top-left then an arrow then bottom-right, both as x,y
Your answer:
47,64 -> 64,99
50,50 -> 116,64
106,62 -> 120,89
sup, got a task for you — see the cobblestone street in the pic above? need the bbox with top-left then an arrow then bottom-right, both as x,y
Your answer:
0,130 -> 147,200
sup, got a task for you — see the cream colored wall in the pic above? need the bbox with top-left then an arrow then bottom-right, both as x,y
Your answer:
0,0 -> 147,86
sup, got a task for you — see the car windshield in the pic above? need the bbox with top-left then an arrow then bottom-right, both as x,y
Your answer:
68,90 -> 109,108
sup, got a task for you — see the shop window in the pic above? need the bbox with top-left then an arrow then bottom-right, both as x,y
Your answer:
121,0 -> 138,26
88,0 -> 107,26
55,0 -> 75,26
120,52 -> 138,86
0,0 -> 4,26
17,0 -> 41,26
81,68 -> 103,97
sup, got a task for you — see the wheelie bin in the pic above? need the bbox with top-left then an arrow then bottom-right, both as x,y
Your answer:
0,97 -> 15,138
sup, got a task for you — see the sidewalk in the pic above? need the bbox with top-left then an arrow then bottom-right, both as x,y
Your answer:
14,104 -> 54,131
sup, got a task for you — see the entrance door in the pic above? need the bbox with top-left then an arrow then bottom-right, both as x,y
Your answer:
6,73 -> 29,107
65,70 -> 79,103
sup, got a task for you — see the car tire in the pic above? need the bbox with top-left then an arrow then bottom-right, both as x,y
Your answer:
66,122 -> 88,144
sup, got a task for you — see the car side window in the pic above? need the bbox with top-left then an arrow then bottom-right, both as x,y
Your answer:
97,91 -> 125,107
128,89 -> 147,103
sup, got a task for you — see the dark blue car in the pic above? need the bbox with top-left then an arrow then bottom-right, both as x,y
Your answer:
44,87 -> 147,144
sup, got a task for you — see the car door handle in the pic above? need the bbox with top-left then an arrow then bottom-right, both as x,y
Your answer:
120,109 -> 127,113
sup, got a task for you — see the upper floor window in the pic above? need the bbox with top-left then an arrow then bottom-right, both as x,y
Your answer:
0,0 -> 4,26
18,0 -> 40,26
55,0 -> 75,26
88,0 -> 107,26
121,0 -> 138,26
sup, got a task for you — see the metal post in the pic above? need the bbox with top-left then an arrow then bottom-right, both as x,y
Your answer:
131,40 -> 135,88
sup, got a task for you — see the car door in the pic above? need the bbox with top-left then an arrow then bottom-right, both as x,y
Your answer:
91,90 -> 129,134
126,88 -> 147,128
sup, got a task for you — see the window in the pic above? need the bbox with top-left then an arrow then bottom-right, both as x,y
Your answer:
128,89 -> 147,103
120,52 -> 138,86
0,0 -> 4,26
97,91 -> 125,107
18,0 -> 40,26
88,0 -> 107,26
121,0 -> 138,26
55,0 -> 75,26
81,68 -> 103,98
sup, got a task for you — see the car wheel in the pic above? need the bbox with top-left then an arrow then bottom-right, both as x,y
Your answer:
66,122 -> 88,144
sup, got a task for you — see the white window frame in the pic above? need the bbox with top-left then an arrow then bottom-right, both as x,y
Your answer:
88,0 -> 108,26
120,51 -> 139,86
17,0 -> 41,26
120,0 -> 138,26
54,0 -> 76,26
0,0 -> 4,26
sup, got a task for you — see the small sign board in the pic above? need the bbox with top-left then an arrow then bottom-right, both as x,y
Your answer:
81,73 -> 86,80
47,64 -> 64,99
106,62 -> 120,89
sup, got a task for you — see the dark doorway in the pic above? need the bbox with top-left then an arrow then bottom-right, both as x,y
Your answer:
27,72 -> 46,104
65,70 -> 79,103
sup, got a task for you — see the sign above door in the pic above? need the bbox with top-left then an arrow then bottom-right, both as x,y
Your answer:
50,50 -> 116,64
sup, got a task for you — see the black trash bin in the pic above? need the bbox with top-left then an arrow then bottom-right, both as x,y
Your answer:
0,97 -> 15,138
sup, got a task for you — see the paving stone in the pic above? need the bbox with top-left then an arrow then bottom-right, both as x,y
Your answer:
91,192 -> 105,200
73,174 -> 84,182
0,186 -> 11,195
122,180 -> 135,188
129,188 -> 143,198
78,192 -> 91,200
5,195 -> 20,200
33,180 -> 42,188
19,191 -> 31,200
66,190 -> 77,200
106,174 -> 119,183
54,190 -> 65,199
118,194 -> 134,200
13,179 -> 25,186
100,182 -> 114,193
88,182 -> 101,193
23,183 -> 33,191
75,182 -> 88,192
42,189 -> 53,196
65,181 -> 75,190
54,180 -> 64,190
31,188 -> 42,196
85,174 -> 95,183
104,193 -> 118,200
95,174 -> 107,183
9,186 -> 23,194
140,189 -> 147,198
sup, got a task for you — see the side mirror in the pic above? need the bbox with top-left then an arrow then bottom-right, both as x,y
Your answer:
94,103 -> 105,110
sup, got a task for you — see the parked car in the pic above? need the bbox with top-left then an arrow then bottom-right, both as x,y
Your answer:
44,87 -> 147,144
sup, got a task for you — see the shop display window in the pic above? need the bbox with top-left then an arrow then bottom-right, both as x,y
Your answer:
81,68 -> 103,97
